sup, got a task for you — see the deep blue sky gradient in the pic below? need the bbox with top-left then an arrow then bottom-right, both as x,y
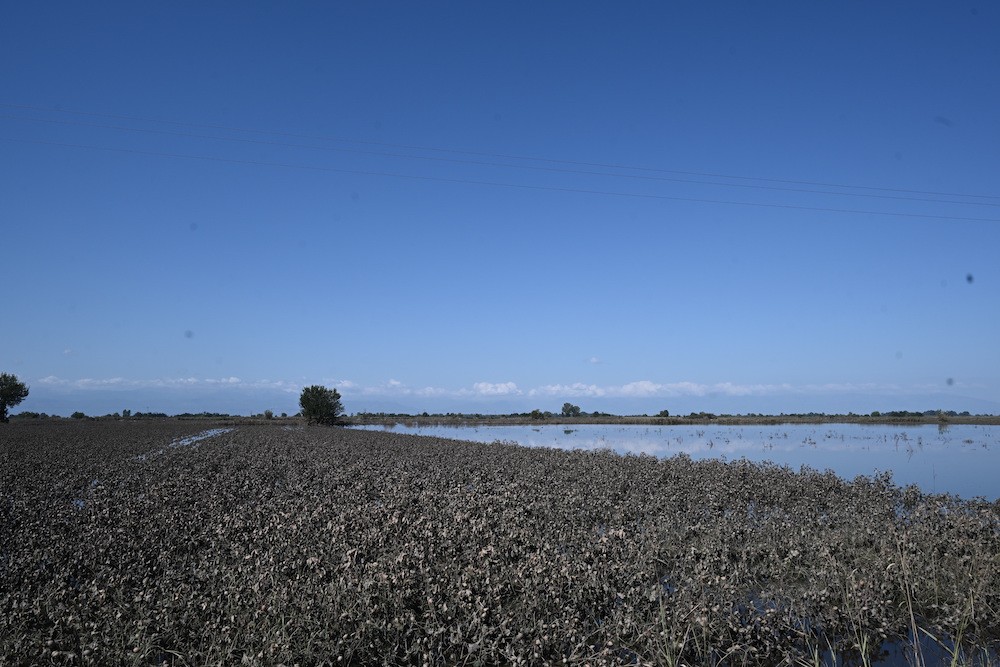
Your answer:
2,2 -> 998,416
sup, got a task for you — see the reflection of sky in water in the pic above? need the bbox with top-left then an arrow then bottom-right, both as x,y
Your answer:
352,423 -> 999,501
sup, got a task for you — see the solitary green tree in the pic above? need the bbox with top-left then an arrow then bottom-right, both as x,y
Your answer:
561,402 -> 582,417
299,385 -> 344,424
0,373 -> 29,423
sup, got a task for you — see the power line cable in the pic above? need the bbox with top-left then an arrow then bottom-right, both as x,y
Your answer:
5,136 -> 998,223
4,112 -> 997,209
3,101 -> 997,201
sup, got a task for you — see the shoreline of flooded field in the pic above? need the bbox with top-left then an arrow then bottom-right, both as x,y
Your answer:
352,422 -> 1000,500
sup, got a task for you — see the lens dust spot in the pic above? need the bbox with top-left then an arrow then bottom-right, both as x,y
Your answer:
184,330 -> 194,339
966,273 -> 974,284
189,223 -> 198,232
946,378 -> 955,386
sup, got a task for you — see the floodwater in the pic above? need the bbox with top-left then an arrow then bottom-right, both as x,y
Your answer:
352,423 -> 999,500
134,428 -> 234,463
168,428 -> 233,448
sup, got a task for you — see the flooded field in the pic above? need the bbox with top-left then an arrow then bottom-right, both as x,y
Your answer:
2,421 -> 998,665
354,423 -> 1000,500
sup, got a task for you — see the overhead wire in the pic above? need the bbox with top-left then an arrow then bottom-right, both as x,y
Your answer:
3,102 -> 998,202
3,112 -> 998,210
5,135 -> 999,223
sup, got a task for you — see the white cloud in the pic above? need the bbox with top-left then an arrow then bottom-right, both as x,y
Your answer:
77,377 -> 128,388
34,375 -> 299,393
526,380 -> 842,399
30,375 -> 949,405
618,380 -> 664,397
703,382 -> 794,396
363,379 -> 411,395
239,379 -> 301,393
799,382 -> 905,394
589,356 -> 602,365
357,380 -> 526,399
472,382 -> 521,396
362,379 -> 447,397
415,386 -> 451,397
529,383 -> 605,397
659,382 -> 708,396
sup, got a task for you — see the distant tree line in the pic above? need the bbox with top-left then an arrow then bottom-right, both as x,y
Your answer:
871,409 -> 971,418
1,369 -> 987,426
7,407 -> 988,422
348,407 -> 993,423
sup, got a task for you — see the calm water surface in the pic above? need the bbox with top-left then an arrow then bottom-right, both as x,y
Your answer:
352,423 -> 999,500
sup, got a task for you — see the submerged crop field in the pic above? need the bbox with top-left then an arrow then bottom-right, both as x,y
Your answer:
1,421 -> 998,666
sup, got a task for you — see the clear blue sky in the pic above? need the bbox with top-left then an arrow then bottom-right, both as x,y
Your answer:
2,2 -> 998,416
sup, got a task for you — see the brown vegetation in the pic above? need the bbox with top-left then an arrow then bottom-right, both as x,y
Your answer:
1,421 -> 997,665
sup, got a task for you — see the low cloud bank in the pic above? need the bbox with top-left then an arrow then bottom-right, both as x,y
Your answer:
21,375 -> 996,418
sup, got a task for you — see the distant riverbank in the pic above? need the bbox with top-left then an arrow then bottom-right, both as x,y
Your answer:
347,412 -> 1000,427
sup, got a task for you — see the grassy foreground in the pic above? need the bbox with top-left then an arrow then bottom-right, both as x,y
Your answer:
1,421 -> 998,666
